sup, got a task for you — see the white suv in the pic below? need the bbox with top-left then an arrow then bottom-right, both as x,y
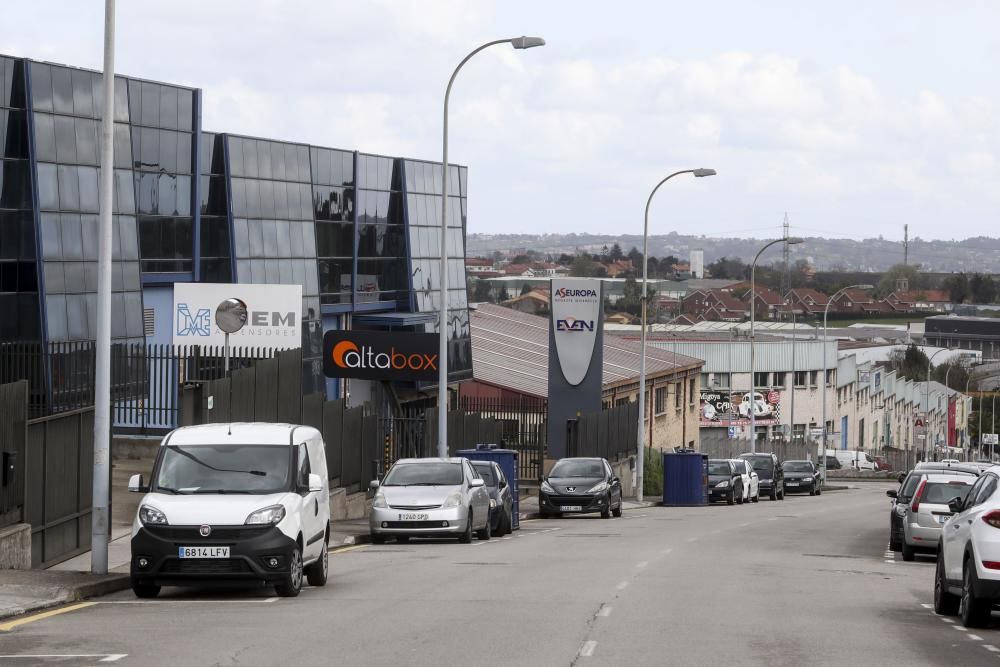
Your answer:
935,465 -> 1000,627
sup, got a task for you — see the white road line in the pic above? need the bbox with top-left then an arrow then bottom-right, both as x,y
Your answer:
0,656 -> 128,662
579,641 -> 598,657
502,536 -> 512,540
767,517 -> 778,521
884,560 -> 895,564
662,548 -> 673,555
636,561 -> 648,569
983,644 -> 1000,653
920,603 -> 933,609
616,581 -> 629,591
597,605 -> 612,617
953,625 -> 969,632
969,634 -> 984,641
941,617 -> 956,623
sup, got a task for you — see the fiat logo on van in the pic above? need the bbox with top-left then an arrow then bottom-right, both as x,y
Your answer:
199,525 -> 212,537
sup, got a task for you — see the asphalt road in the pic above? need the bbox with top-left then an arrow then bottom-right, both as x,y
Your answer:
3,483 -> 1000,666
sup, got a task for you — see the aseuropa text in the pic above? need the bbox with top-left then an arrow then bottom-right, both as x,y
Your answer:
555,288 -> 598,298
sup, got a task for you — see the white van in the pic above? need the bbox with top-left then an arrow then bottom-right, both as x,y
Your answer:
128,423 -> 330,599
826,448 -> 876,471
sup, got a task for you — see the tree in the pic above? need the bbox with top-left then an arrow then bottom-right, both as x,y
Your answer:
473,280 -> 494,303
609,243 -> 624,261
498,286 -> 511,302
570,254 -> 597,277
626,246 -> 642,267
943,273 -> 970,304
932,361 -> 969,391
877,264 -> 921,297
970,273 -> 997,304
706,256 -> 748,280
510,254 -> 531,265
885,345 -> 930,381
520,283 -> 532,296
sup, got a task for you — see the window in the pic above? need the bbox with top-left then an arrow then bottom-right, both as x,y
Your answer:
654,386 -> 667,415
825,369 -> 835,386
700,372 -> 710,389
773,372 -> 786,388
794,371 -> 807,387
296,444 -> 311,489
754,372 -> 769,388
809,370 -> 818,386
792,424 -> 806,442
615,397 -> 630,407
689,378 -> 696,405
674,383 -> 682,409
975,474 -> 998,506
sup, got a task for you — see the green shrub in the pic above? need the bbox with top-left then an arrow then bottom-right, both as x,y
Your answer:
643,448 -> 663,497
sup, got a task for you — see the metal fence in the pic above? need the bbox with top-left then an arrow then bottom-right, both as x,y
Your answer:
566,401 -> 640,462
0,380 -> 27,530
459,396 -> 547,482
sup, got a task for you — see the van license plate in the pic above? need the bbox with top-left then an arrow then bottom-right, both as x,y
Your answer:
178,546 -> 230,559
399,513 -> 428,521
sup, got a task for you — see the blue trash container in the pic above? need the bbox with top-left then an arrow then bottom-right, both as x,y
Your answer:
662,451 -> 708,506
456,445 -> 520,530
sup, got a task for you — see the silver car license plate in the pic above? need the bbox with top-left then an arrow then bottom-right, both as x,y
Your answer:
178,546 -> 229,558
399,512 -> 428,521
562,505 -> 583,512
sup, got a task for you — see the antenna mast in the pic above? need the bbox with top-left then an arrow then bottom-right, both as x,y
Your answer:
903,224 -> 909,266
781,213 -> 791,296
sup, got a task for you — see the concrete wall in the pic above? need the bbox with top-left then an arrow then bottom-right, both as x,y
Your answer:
0,523 -> 31,569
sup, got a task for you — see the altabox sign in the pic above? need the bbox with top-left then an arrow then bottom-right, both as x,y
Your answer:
322,331 -> 439,381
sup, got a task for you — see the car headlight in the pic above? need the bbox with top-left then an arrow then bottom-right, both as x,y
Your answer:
587,481 -> 610,494
138,505 -> 168,526
490,499 -> 497,509
372,493 -> 387,509
442,491 -> 463,509
541,481 -> 556,494
245,505 -> 286,526
715,480 -> 729,488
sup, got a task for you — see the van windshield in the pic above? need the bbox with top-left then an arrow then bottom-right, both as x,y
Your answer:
154,445 -> 292,494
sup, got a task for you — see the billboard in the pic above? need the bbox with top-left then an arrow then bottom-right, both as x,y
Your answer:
323,330 -> 439,381
700,389 -> 781,427
550,278 -> 602,386
172,283 -> 301,350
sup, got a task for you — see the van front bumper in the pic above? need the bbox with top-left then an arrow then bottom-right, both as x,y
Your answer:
130,525 -> 297,585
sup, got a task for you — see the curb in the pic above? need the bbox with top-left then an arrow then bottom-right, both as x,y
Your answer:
333,532 -> 372,548
0,573 -> 131,623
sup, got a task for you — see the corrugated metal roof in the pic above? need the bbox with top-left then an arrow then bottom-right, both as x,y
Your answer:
470,304 -> 703,398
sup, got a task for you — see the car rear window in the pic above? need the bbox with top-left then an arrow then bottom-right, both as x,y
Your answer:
472,463 -> 497,486
708,462 -> 731,475
921,482 -> 971,505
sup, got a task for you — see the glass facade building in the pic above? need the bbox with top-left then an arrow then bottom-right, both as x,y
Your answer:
0,54 -> 472,394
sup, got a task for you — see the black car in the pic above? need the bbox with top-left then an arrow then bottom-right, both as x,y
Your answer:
739,453 -> 784,500
782,460 -> 822,496
539,457 -> 623,519
471,460 -> 515,536
707,459 -> 743,505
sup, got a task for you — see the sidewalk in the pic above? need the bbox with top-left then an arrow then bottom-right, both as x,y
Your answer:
0,569 -> 130,622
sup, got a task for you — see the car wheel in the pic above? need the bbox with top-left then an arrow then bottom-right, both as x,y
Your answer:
275,546 -> 303,597
769,487 -> 777,501
935,551 -> 960,615
902,542 -> 915,562
816,487 -> 822,496
727,491 -> 736,506
809,486 -> 816,496
476,513 -> 492,540
778,486 -> 785,500
753,490 -> 760,503
494,513 -> 506,537
371,534 -> 386,545
131,581 -> 160,599
961,560 -> 992,628
601,495 -> 612,519
305,539 -> 329,587
612,497 -> 623,518
459,510 -> 473,543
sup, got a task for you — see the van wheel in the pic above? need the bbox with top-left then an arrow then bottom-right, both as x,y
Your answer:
305,539 -> 328,587
459,511 -> 473,543
275,546 -> 303,597
132,581 -> 160,599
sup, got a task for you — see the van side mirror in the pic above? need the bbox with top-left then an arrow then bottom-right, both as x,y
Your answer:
308,473 -> 323,493
948,497 -> 964,514
369,480 -> 380,491
128,474 -> 147,493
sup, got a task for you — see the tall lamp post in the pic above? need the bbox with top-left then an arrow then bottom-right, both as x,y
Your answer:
436,36 -> 545,459
635,168 -> 716,502
924,348 -> 947,461
749,237 -> 803,453
819,284 -> 874,481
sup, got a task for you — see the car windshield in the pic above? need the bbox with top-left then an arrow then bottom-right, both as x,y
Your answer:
922,482 -> 971,504
472,464 -> 497,486
550,460 -> 604,478
383,462 -> 464,486
744,457 -> 772,473
154,445 -> 291,494
708,462 -> 731,475
783,462 -> 813,473
900,474 -> 923,500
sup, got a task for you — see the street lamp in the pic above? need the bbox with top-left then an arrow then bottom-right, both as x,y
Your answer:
436,36 -> 545,459
635,168 -> 715,502
925,348 -> 947,462
749,237 -> 804,453
819,284 -> 874,480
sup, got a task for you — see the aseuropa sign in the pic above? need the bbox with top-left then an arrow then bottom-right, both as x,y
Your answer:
550,278 -> 602,386
322,331 -> 439,381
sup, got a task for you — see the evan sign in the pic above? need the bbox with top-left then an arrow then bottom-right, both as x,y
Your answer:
323,331 -> 439,381
550,279 -> 601,386
172,283 -> 301,351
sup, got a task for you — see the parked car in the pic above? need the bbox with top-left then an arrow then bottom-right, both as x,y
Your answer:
732,458 -> 759,503
128,423 -> 331,599
826,449 -> 876,471
471,460 -> 514,536
900,473 -> 972,561
369,458 -> 491,544
739,453 -> 785,501
539,457 -> 623,518
782,460 -> 822,496
823,456 -> 842,471
887,464 -> 979,551
935,466 -> 1000,627
708,459 -> 743,505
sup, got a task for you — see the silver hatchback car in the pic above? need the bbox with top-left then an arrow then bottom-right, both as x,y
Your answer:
901,472 -> 974,561
369,458 -> 492,544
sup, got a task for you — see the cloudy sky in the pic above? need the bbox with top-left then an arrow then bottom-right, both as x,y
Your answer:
4,1 -> 999,242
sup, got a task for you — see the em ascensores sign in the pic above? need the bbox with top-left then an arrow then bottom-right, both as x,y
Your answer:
322,331 -> 439,381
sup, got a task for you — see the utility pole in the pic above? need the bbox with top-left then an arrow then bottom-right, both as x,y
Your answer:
781,214 -> 791,297
903,224 -> 909,266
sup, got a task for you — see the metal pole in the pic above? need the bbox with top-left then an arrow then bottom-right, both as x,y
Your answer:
993,393 -> 996,460
790,309 -> 796,452
91,0 -> 115,575
224,333 -> 230,375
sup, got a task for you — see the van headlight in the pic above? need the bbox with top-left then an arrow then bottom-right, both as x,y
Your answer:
587,481 -> 609,494
442,491 -> 463,509
139,505 -> 168,526
245,505 -> 286,526
373,493 -> 388,509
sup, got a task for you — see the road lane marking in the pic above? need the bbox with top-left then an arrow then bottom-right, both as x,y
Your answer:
969,634 -> 984,641
616,581 -> 629,591
662,548 -> 673,555
0,602 -> 97,632
636,561 -> 648,569
0,656 -> 127,662
953,625 -> 968,632
597,605 -> 612,617
920,603 -> 933,609
97,597 -> 279,605
940,617 -> 955,623
983,644 -> 1000,652
330,544 -> 369,555
579,640 -> 598,657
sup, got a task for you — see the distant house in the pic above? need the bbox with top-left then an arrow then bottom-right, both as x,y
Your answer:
465,257 -> 501,279
682,289 -> 746,322
829,288 -> 875,314
747,286 -> 784,320
605,259 -> 634,278
605,312 -> 636,325
502,263 -> 535,277
784,288 -> 830,316
669,314 -> 697,325
528,262 -> 569,277
885,289 -> 952,312
501,290 -> 550,315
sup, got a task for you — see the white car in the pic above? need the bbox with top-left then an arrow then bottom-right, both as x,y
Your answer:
935,465 -> 1000,627
732,458 -> 759,503
128,423 -> 331,599
738,392 -> 773,419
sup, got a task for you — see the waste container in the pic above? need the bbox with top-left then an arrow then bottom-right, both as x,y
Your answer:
456,445 -> 520,530
662,451 -> 708,506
